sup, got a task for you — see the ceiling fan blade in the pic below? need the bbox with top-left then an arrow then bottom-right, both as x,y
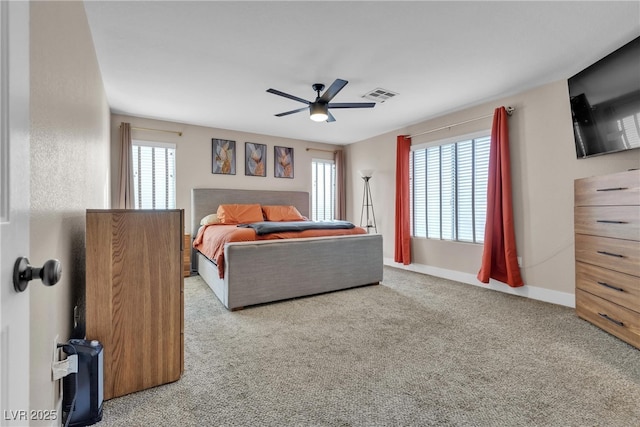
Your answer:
326,111 -> 336,122
266,88 -> 310,105
328,102 -> 375,109
275,106 -> 309,117
320,79 -> 348,102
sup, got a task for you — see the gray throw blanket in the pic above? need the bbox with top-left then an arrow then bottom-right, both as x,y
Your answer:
238,220 -> 355,235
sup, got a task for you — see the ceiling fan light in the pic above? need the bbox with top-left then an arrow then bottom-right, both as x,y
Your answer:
310,113 -> 328,122
309,103 -> 328,122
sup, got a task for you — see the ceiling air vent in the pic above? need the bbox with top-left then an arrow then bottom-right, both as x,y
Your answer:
362,88 -> 398,103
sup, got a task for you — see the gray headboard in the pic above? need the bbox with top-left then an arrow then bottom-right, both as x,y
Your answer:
190,188 -> 310,238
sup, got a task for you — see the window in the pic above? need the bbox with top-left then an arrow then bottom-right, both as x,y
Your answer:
311,159 -> 335,221
132,141 -> 176,209
410,133 -> 490,243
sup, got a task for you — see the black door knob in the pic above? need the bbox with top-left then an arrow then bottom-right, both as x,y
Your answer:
13,257 -> 62,292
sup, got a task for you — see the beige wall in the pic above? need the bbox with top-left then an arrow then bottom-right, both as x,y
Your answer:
347,80 -> 640,297
30,1 -> 110,419
110,114 -> 339,233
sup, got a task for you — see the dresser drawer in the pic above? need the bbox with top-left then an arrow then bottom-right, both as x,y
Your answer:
576,289 -> 640,349
576,262 -> 640,312
575,234 -> 640,277
574,205 -> 640,241
575,169 -> 640,207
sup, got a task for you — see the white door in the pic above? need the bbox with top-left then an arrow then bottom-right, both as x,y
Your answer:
0,1 -> 31,425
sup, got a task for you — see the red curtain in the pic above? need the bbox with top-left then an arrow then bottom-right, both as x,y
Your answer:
394,135 -> 411,265
477,107 -> 523,287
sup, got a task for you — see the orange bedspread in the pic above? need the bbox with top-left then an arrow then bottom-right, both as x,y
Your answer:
193,223 -> 367,278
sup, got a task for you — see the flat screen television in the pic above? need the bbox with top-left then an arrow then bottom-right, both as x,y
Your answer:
568,36 -> 640,158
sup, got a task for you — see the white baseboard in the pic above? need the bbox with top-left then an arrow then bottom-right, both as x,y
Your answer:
383,257 -> 575,308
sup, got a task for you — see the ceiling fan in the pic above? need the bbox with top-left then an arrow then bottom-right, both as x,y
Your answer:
266,79 -> 375,122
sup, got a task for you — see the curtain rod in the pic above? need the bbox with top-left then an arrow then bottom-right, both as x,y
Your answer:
121,124 -> 183,137
406,106 -> 514,139
306,147 -> 337,154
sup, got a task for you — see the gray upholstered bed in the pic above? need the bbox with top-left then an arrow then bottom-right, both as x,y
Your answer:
191,188 -> 383,310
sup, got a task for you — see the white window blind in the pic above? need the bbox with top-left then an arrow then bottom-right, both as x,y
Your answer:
132,141 -> 176,209
311,159 -> 336,221
410,134 -> 490,243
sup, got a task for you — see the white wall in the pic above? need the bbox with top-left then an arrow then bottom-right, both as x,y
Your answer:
30,1 -> 110,420
347,79 -> 640,299
110,114 -> 339,233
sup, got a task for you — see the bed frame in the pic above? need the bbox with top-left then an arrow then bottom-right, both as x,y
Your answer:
191,188 -> 383,310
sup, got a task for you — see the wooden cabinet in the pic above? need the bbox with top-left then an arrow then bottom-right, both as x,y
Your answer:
86,209 -> 184,399
183,234 -> 191,277
574,170 -> 640,349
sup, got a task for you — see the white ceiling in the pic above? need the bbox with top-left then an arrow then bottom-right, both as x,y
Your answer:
83,1 -> 640,145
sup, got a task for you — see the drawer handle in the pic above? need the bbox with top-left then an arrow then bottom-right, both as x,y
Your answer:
596,220 -> 628,224
597,281 -> 625,292
598,313 -> 624,327
596,187 -> 628,192
597,250 -> 624,258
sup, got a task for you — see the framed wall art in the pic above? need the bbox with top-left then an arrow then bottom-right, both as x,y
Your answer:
212,138 -> 236,175
245,142 -> 267,177
274,146 -> 294,178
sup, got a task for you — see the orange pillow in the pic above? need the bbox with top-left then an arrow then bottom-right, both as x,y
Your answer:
216,204 -> 264,224
262,205 -> 305,222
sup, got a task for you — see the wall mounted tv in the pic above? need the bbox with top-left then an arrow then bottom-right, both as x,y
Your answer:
568,36 -> 640,158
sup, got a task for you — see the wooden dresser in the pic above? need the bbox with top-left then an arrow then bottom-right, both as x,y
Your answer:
574,169 -> 639,349
183,234 -> 191,277
86,209 -> 184,399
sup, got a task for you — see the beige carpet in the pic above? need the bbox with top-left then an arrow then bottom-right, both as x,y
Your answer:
98,267 -> 640,426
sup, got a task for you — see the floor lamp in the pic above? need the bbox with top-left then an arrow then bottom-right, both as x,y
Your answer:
359,170 -> 377,233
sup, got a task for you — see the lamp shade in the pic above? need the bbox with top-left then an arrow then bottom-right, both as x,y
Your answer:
359,169 -> 374,178
310,103 -> 328,122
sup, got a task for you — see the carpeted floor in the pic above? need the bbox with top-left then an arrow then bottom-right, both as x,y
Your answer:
97,267 -> 640,426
